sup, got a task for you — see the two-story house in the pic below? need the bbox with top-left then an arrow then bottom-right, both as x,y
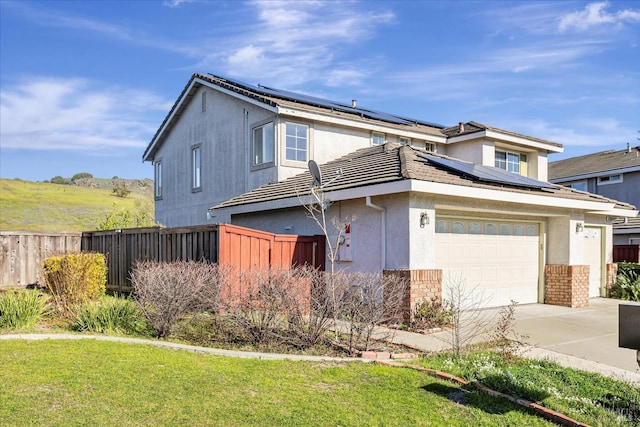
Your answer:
549,146 -> 640,246
143,73 -> 637,310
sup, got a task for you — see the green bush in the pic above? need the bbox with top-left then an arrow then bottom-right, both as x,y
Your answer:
0,290 -> 49,329
73,296 -> 150,335
610,263 -> 640,301
50,175 -> 70,185
411,297 -> 453,329
43,253 -> 107,310
71,172 -> 93,181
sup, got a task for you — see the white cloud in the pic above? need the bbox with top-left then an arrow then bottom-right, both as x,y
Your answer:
0,76 -> 171,152
215,1 -> 394,88
559,2 -> 640,32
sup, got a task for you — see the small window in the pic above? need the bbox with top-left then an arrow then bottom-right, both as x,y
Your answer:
253,122 -> 275,166
285,123 -> 308,162
499,224 -> 511,235
598,174 -> 623,185
469,222 -> 481,234
452,221 -> 465,234
154,161 -> 162,199
527,225 -> 538,236
425,142 -> 435,152
372,132 -> 385,146
399,137 -> 410,146
201,91 -> 206,112
436,220 -> 448,233
514,224 -> 524,236
485,223 -> 496,235
192,146 -> 201,191
495,150 -> 527,175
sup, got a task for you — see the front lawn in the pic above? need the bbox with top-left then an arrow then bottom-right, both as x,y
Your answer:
0,339 -> 551,426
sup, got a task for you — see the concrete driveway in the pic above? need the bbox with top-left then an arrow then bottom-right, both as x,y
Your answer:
386,297 -> 640,383
505,298 -> 639,374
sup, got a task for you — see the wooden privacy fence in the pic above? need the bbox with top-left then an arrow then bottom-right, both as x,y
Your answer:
614,245 -> 640,263
0,231 -> 82,289
82,223 -> 325,292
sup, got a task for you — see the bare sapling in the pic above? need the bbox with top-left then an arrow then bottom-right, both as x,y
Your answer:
439,272 -> 492,357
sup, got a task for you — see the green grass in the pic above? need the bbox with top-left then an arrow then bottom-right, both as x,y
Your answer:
419,351 -> 640,426
0,339 -> 553,426
0,178 -> 153,232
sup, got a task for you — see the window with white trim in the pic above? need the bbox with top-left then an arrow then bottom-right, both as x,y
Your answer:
495,150 -> 527,175
285,122 -> 308,162
372,132 -> 385,145
154,161 -> 162,199
253,122 -> 275,166
598,174 -> 622,185
399,137 -> 410,146
192,145 -> 201,191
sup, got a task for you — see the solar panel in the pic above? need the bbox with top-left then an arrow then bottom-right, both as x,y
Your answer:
420,154 -> 558,190
209,74 -> 445,128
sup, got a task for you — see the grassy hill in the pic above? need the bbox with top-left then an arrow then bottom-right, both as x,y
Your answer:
0,178 -> 155,232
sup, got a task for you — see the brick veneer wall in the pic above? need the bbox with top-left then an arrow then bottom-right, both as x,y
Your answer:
383,269 -> 442,322
544,265 -> 589,308
606,263 -> 618,296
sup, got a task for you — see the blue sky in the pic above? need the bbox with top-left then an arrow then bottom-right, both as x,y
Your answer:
1,0 -> 639,181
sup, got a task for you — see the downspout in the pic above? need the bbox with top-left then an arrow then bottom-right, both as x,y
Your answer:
366,196 -> 386,270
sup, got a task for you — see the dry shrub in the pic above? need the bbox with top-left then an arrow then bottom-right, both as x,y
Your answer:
331,271 -> 407,354
130,260 -> 226,338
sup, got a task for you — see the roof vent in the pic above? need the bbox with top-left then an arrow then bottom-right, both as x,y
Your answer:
352,99 -> 357,108
459,122 -> 465,133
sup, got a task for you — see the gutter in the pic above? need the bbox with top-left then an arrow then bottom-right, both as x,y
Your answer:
366,196 -> 386,270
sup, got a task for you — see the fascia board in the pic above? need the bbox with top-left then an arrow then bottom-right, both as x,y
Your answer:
445,130 -> 563,153
550,166 -> 640,183
587,208 -> 639,218
211,179 -> 620,217
143,78 -> 278,161
614,227 -> 640,234
408,180 -> 614,211
276,107 -> 446,144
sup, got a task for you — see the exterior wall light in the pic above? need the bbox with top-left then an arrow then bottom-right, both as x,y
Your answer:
420,212 -> 429,228
576,222 -> 584,233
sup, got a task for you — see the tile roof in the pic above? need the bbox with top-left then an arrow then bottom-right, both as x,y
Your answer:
549,146 -> 640,180
213,143 -> 635,211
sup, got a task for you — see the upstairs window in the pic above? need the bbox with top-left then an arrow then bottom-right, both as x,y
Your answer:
253,122 -> 275,166
285,123 -> 308,162
425,142 -> 435,152
192,145 -> 201,191
154,161 -> 162,199
598,174 -> 622,185
399,137 -> 410,146
372,132 -> 385,145
495,150 -> 527,175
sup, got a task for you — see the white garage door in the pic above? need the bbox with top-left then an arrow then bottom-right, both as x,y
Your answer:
584,227 -> 603,298
435,218 -> 541,308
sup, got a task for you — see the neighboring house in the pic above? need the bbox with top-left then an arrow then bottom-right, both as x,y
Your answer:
143,73 -> 638,311
549,146 -> 640,246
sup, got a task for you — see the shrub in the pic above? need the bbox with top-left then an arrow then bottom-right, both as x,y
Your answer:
71,172 -> 93,181
97,202 -> 156,230
50,175 -> 70,185
0,290 -> 49,329
131,261 -> 224,338
72,295 -> 150,335
411,297 -> 454,330
112,181 -> 132,198
43,253 -> 107,310
610,263 -> 640,301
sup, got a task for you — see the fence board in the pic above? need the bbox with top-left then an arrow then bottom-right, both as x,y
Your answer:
0,232 -> 82,289
614,245 -> 640,263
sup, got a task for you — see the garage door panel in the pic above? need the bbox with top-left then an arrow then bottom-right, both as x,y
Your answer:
436,218 -> 540,308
